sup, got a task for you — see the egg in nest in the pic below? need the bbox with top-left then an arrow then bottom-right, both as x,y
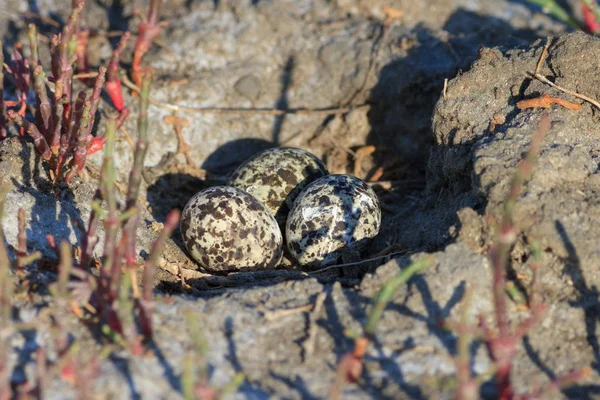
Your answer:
180,186 -> 283,273
286,174 -> 381,268
229,147 -> 328,225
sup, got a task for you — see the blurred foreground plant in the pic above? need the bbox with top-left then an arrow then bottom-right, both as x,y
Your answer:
444,114 -> 590,400
526,0 -> 600,33
68,70 -> 180,352
328,259 -> 429,399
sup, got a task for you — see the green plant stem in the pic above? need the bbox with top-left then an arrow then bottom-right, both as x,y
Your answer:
364,258 -> 429,337
81,191 -> 102,269
138,209 -> 180,339
219,373 -> 245,397
86,66 -> 106,137
184,310 -> 210,389
100,118 -> 119,293
0,186 -> 11,400
581,0 -> 600,25
527,0 -> 583,29
0,42 -> 5,140
123,70 -> 152,267
16,209 -> 27,271
58,242 -> 73,300
33,66 -> 55,145
0,185 -> 12,324
28,24 -> 39,67
118,271 -> 142,355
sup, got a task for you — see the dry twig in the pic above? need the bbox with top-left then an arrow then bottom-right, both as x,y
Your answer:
529,38 -> 600,111
517,93 -> 582,110
120,72 -> 369,116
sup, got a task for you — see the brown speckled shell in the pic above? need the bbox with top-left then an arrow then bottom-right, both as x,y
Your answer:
285,175 -> 381,269
228,147 -> 328,224
180,186 -> 283,273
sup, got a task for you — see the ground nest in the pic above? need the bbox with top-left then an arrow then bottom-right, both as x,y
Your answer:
2,0 -> 600,398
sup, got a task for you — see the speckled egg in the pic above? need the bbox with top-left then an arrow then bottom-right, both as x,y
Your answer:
285,174 -> 381,268
180,186 -> 283,272
228,147 -> 328,224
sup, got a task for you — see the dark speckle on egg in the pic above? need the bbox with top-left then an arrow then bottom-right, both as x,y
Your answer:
181,186 -> 283,273
285,174 -> 381,269
228,147 -> 328,225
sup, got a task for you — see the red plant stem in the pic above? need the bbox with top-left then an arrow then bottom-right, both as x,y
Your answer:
52,95 -> 67,167
583,3 -> 600,33
99,118 -> 121,299
33,66 -> 56,145
59,3 -> 84,103
65,91 -> 87,150
107,32 -> 131,111
123,71 -> 152,268
454,287 -> 479,400
45,234 -> 61,258
108,32 -> 130,82
490,115 -> 551,400
7,111 -> 51,159
87,66 -> 106,136
0,42 -> 6,140
132,0 -> 162,85
10,46 -> 30,115
0,192 -> 10,400
54,95 -> 70,179
50,35 -> 60,84
101,120 -> 118,276
138,209 -> 180,339
16,209 -> 27,271
147,0 -> 161,26
80,190 -> 101,270
75,30 -> 89,75
86,108 -> 130,155
66,100 -> 91,182
72,0 -> 85,36
116,107 -> 130,131
95,118 -> 126,335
